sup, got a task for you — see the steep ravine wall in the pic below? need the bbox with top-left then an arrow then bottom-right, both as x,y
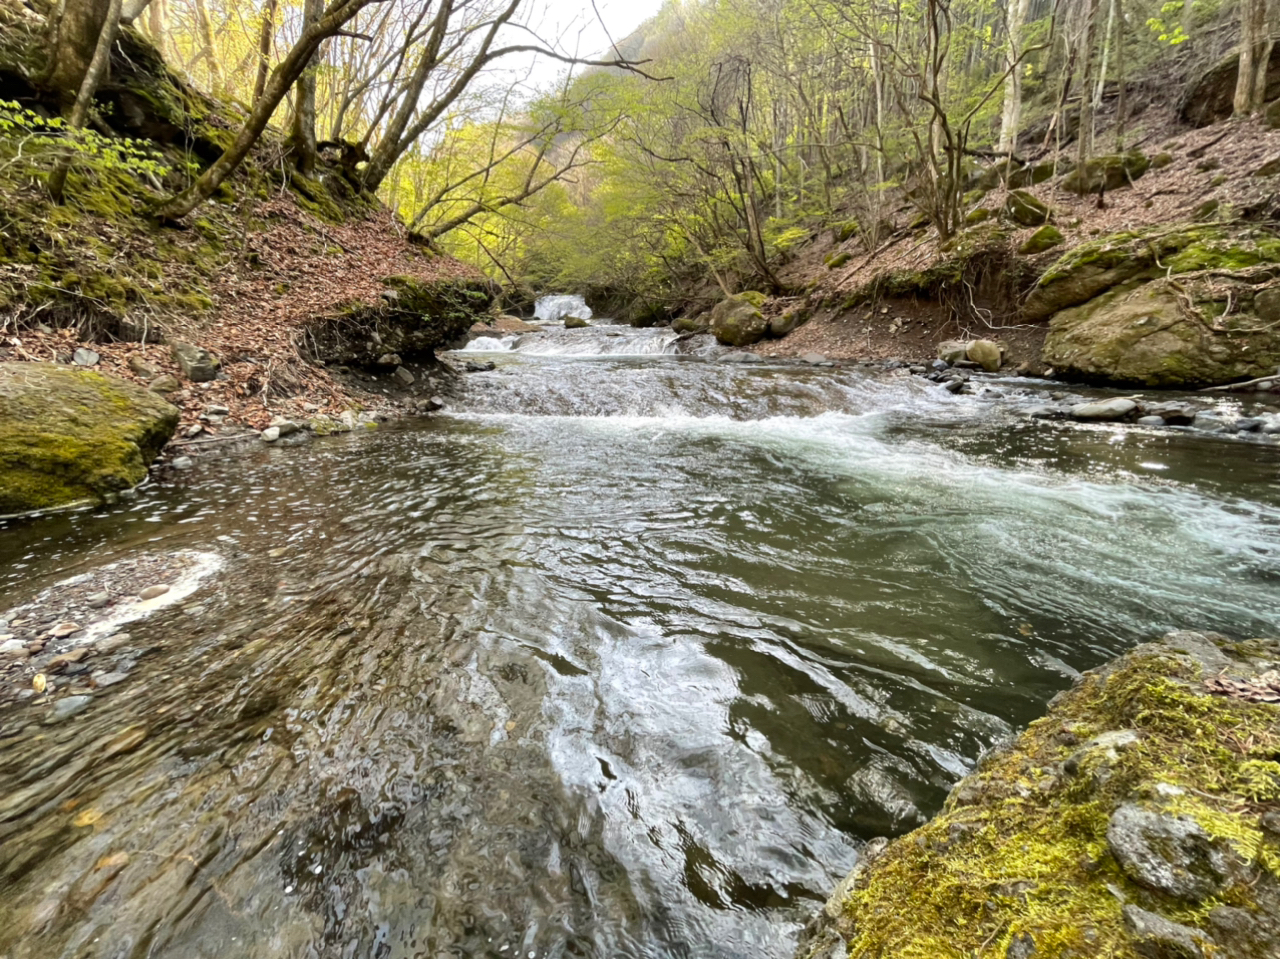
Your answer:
798,631 -> 1280,959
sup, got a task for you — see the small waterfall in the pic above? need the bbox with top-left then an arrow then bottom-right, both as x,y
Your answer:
458,327 -> 681,356
533,294 -> 593,322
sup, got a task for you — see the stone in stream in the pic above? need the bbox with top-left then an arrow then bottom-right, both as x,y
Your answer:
1136,415 -> 1166,426
564,315 -> 590,329
92,671 -> 129,688
49,622 -> 81,639
85,592 -> 111,609
1144,403 -> 1196,426
138,584 -> 170,600
171,456 -> 194,470
46,695 -> 92,723
720,352 -> 762,364
261,426 -> 280,443
394,366 -> 415,386
269,417 -> 300,437
0,362 -> 179,516
1070,398 -> 1137,421
1,639 -> 29,661
800,353 -> 829,365
1235,418 -> 1264,432
465,360 -> 496,372
709,292 -> 768,346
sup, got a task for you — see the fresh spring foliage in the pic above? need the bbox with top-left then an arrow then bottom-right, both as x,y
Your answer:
0,100 -> 170,183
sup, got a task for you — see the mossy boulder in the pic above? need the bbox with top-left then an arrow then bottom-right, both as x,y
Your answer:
1019,225 -> 1065,255
710,292 -> 769,347
1061,152 -> 1150,194
1043,274 -> 1280,387
301,276 -> 496,365
965,207 -> 995,225
1005,190 -> 1052,226
0,362 -> 179,516
1008,159 -> 1064,189
798,631 -> 1280,959
671,313 -> 709,334
826,251 -> 853,269
769,308 -> 808,337
1025,225 -> 1280,321
564,314 -> 590,329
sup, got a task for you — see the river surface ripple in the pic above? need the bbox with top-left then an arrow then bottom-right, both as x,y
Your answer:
2,332 -> 1280,958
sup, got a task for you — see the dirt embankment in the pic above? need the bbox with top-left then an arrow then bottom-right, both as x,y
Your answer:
755,114 -> 1280,373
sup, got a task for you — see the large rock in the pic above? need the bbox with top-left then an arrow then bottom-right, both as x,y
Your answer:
937,339 -> 969,363
794,631 -> 1280,959
1005,190 -> 1051,226
0,363 -> 179,515
1061,152 -> 1150,194
1180,46 -> 1280,127
301,276 -> 497,365
1043,278 -> 1280,387
710,291 -> 769,347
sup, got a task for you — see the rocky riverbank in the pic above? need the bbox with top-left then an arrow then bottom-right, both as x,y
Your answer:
797,630 -> 1280,959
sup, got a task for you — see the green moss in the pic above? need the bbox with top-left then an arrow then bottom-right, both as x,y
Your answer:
737,290 -> 767,308
0,363 -> 179,515
826,251 -> 853,269
836,221 -> 860,242
832,638 -> 1280,958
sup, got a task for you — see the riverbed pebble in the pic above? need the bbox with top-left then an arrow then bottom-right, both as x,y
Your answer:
261,426 -> 281,443
138,584 -> 170,600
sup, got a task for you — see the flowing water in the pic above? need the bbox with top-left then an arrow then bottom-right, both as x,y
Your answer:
2,325 -> 1280,959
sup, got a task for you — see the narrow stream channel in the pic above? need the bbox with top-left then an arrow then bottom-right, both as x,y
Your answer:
2,324 -> 1280,958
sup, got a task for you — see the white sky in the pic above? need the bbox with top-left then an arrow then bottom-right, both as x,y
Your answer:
513,0 -> 668,89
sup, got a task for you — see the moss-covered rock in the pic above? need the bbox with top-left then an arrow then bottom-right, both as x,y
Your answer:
1005,190 -> 1052,226
671,313 -> 709,334
1043,274 -> 1280,387
0,362 -> 178,516
1019,225 -> 1065,255
1025,225 -> 1280,321
826,251 -> 853,269
302,276 -> 497,365
798,631 -> 1280,959
710,292 -> 769,346
1061,152 -> 1150,194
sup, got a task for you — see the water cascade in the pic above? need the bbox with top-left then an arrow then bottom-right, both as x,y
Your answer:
533,293 -> 593,322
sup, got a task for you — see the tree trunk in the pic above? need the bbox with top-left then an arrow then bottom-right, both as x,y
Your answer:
289,0 -> 323,174
1235,0 -> 1272,115
192,0 -> 224,94
155,0 -> 379,221
145,0 -> 170,61
49,0 -> 123,201
252,0 -> 278,104
1076,0 -> 1101,173
45,0 -> 113,109
997,0 -> 1032,155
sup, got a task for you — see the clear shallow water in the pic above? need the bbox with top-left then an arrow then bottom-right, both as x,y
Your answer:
2,335 -> 1280,959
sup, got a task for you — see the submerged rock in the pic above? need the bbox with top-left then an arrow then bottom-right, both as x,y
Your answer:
563,315 -> 590,329
0,362 -> 179,516
710,291 -> 769,347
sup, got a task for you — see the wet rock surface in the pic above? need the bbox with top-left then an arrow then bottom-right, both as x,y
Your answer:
797,632 -> 1280,959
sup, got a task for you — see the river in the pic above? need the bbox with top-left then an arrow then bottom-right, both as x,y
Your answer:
1,321 -> 1279,958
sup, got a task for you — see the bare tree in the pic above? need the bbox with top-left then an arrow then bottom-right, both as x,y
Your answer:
1235,0 -> 1273,115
